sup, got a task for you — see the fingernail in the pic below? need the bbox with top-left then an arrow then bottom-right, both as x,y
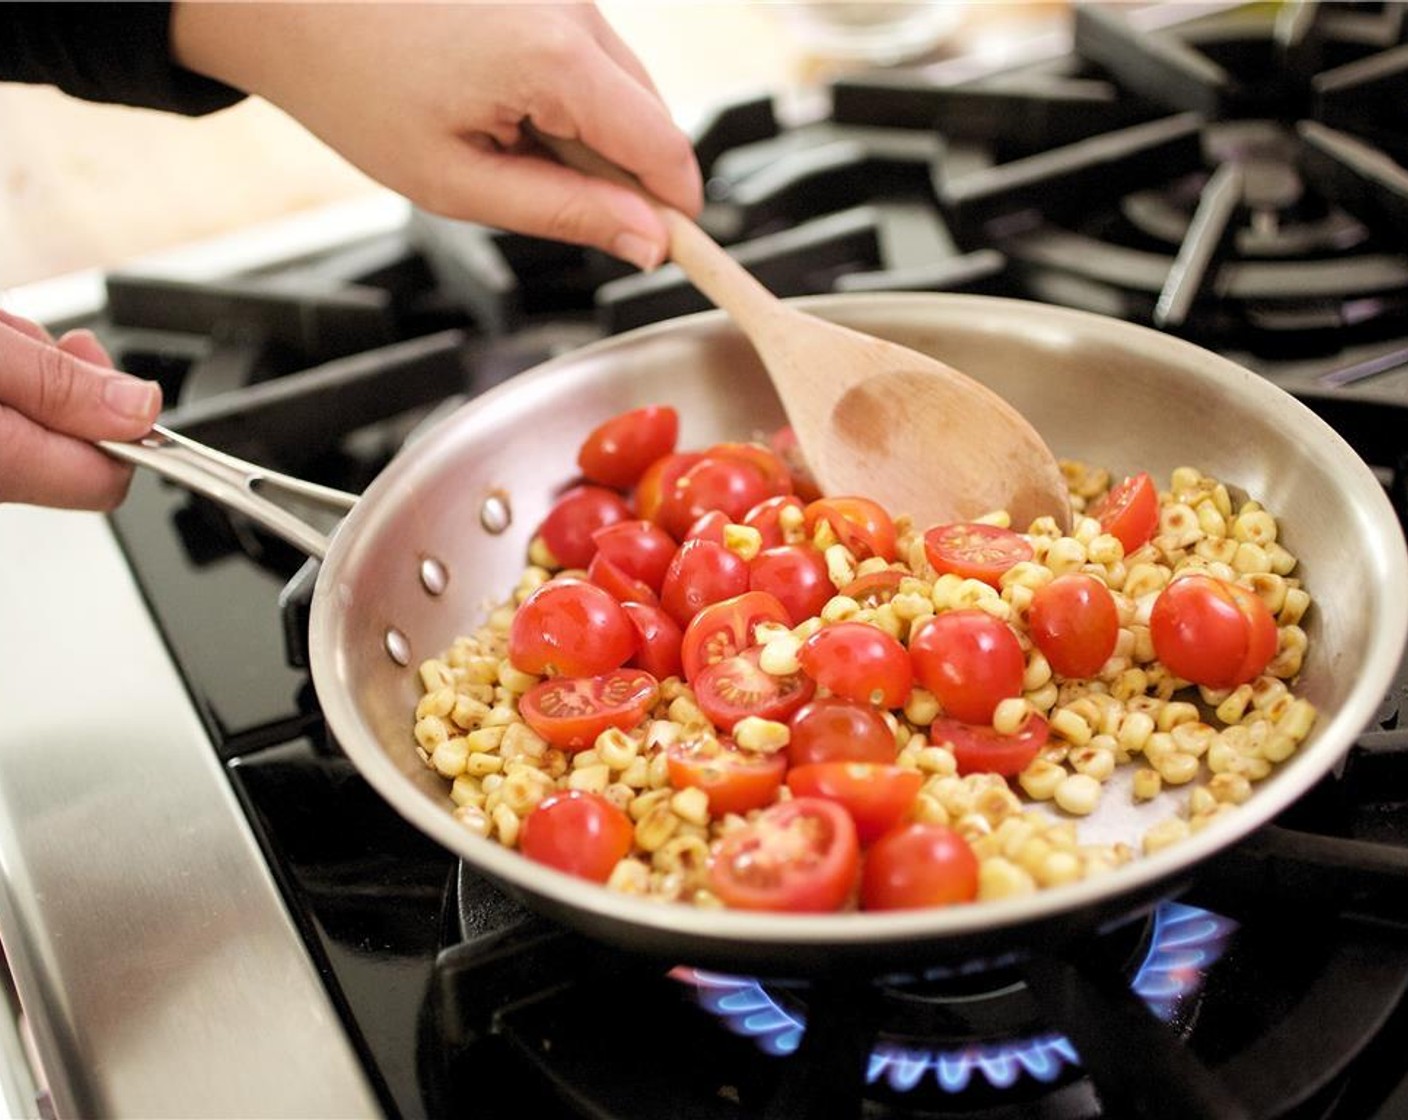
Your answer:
103,376 -> 159,421
612,232 -> 664,272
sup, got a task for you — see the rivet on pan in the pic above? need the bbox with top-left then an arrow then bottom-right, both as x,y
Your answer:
384,627 -> 411,666
479,489 -> 512,534
419,556 -> 449,596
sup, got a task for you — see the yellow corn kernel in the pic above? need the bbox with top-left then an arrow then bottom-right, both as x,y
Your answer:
414,714 -> 451,752
450,774 -> 484,808
453,804 -> 492,838
431,737 -> 470,779
497,661 -> 539,694
670,786 -> 712,828
634,805 -> 680,852
1070,746 -> 1116,781
733,717 -> 790,753
1143,817 -> 1191,855
1049,708 -> 1093,748
606,858 -> 651,895
1054,773 -> 1102,815
1208,772 -> 1253,804
1131,767 -> 1162,801
567,762 -> 610,794
992,697 -> 1031,737
723,523 -> 763,562
978,857 -> 1037,901
491,804 -> 521,848
596,727 -> 639,771
1017,758 -> 1065,801
1155,751 -> 1199,785
1232,508 -> 1278,546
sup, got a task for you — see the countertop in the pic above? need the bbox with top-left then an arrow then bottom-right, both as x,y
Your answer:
0,2 -> 1065,292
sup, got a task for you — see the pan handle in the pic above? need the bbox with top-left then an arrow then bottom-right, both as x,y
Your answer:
100,425 -> 357,560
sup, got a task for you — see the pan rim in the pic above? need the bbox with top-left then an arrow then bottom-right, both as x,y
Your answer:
311,292 -> 1408,950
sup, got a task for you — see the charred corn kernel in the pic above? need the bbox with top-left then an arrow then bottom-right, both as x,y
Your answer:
1110,667 -> 1150,702
1279,586 -> 1311,627
1155,751 -> 1199,785
1195,502 -> 1228,538
451,695 -> 491,729
1266,542 -> 1298,576
1021,650 -> 1054,692
418,659 -> 454,692
669,786 -> 711,828
1251,677 -> 1290,712
1070,746 -> 1116,781
541,749 -> 569,780
824,544 -> 856,587
453,804 -> 492,838
1142,817 -> 1190,855
975,784 -> 1023,825
978,857 -> 1037,901
431,737 -> 470,778
1131,767 -> 1162,802
1209,772 -> 1253,804
1275,697 -> 1316,741
1054,773 -> 1101,816
904,687 -> 941,727
596,727 -> 639,771
1018,758 -> 1065,801
465,751 -> 505,778
1049,708 -> 1093,748
1194,537 -> 1239,566
1156,701 -> 1200,731
1232,508 -> 1278,546
417,687 -> 455,720
634,805 -> 679,852
1170,721 -> 1216,758
567,762 -> 610,794
1213,684 -> 1254,725
733,717 -> 790,753
497,661 -> 539,694
723,523 -> 763,561
628,787 -> 672,822
606,858 -> 651,894
991,697 -> 1031,737
414,714 -> 450,751
491,804 -> 520,848
500,769 -> 553,816
450,774 -> 484,808
602,782 -> 634,812
654,833 -> 711,877
1267,627 -> 1308,678
1246,573 -> 1288,615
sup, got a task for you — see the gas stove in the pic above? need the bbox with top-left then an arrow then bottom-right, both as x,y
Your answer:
2,3 -> 1408,1117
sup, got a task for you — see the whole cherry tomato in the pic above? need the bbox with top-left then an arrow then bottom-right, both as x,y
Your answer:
861,822 -> 979,911
680,591 -> 791,683
787,697 -> 897,767
666,736 -> 786,816
748,545 -> 833,626
743,494 -> 805,550
929,714 -> 1050,777
1091,472 -> 1159,554
799,621 -> 913,709
804,496 -> 898,561
709,798 -> 860,912
786,762 -> 922,845
656,455 -> 772,539
622,601 -> 684,681
659,539 -> 750,627
520,790 -> 634,883
693,646 -> 815,731
538,485 -> 632,570
508,577 -> 635,677
703,441 -> 794,498
518,669 -> 659,751
923,523 -> 1033,587
577,405 -> 679,491
635,451 -> 702,523
1028,573 -> 1120,679
908,609 -> 1025,725
1149,573 -> 1279,689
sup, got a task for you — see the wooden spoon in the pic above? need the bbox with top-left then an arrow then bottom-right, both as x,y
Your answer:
542,135 -> 1071,532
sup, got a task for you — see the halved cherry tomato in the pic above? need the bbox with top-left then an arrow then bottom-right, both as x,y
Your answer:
656,455 -> 772,539
1149,573 -> 1279,689
693,646 -> 815,731
622,601 -> 684,681
804,496 -> 898,561
587,551 -> 658,605
508,577 -> 635,677
635,451 -> 702,523
786,762 -> 922,845
748,545 -> 832,626
680,591 -> 792,683
709,797 -> 860,912
683,509 -> 730,545
799,621 -> 913,709
788,697 -> 897,767
666,736 -> 786,816
929,714 -> 1050,777
743,494 -> 805,550
908,609 -> 1025,724
591,520 -> 677,593
860,823 -> 979,911
1091,472 -> 1159,554
518,668 -> 659,751
837,568 -> 906,608
538,485 -> 632,570
1028,573 -> 1120,679
520,790 -> 633,883
923,523 -> 1033,587
659,539 -> 751,627
577,405 -> 679,491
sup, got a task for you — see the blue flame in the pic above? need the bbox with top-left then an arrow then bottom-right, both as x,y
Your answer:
679,901 -> 1236,1094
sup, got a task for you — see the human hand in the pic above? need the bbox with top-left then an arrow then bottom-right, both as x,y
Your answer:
171,1 -> 703,271
0,309 -> 162,510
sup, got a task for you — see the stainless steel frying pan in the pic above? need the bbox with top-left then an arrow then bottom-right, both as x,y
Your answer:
105,293 -> 1408,975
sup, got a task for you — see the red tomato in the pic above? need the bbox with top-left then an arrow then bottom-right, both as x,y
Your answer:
860,823 -> 979,911
799,621 -> 913,709
748,545 -> 833,626
742,494 -> 805,550
704,441 -> 794,498
635,452 -> 702,522
508,577 -> 635,677
622,601 -> 684,681
786,762 -> 923,845
709,798 -> 860,912
923,523 -> 1033,586
577,405 -> 679,490
591,520 -> 677,593
659,539 -> 751,627
1091,472 -> 1159,554
537,485 -> 632,570
518,669 -> 659,751
693,646 -> 815,731
837,568 -> 906,608
1028,573 -> 1120,678
804,496 -> 898,562
908,609 -> 1025,724
657,454 -> 773,539
665,736 -> 787,816
683,509 -> 730,545
1149,574 -> 1279,689
587,551 -> 658,605
680,591 -> 792,683
929,714 -> 1050,777
788,697 -> 897,767
519,790 -> 633,883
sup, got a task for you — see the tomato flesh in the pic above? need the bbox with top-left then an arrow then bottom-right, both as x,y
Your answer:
804,496 -> 897,561
693,646 -> 815,731
680,591 -> 791,683
518,669 -> 659,751
666,736 -> 786,816
799,621 -> 913,709
923,523 -> 1033,586
860,823 -> 979,911
709,798 -> 860,912
508,577 -> 636,678
786,762 -> 922,845
520,790 -> 633,883
1149,574 -> 1279,689
1028,572 -> 1120,679
929,714 -> 1050,777
908,609 -> 1025,725
1091,472 -> 1159,554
